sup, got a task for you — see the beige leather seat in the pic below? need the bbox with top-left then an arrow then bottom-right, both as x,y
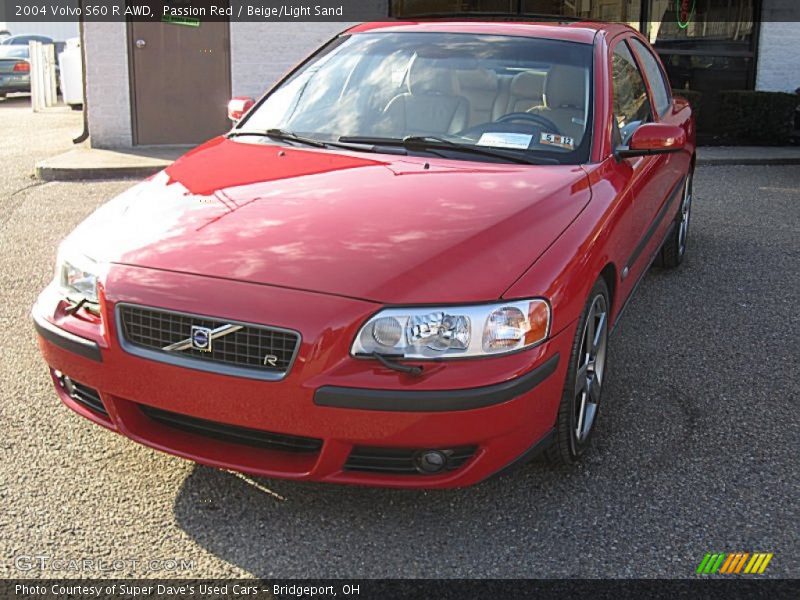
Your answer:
454,69 -> 499,127
382,57 -> 470,137
499,71 -> 546,116
529,65 -> 587,141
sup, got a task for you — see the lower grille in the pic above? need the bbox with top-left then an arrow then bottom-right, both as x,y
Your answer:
117,303 -> 300,379
140,405 -> 322,453
345,446 -> 477,475
57,375 -> 108,417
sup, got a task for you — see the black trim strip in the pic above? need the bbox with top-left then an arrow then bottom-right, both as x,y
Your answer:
314,353 -> 559,412
488,428 -> 556,481
623,175 -> 685,278
32,310 -> 103,363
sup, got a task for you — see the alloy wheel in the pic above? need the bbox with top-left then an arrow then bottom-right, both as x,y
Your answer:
573,294 -> 608,443
678,172 -> 693,257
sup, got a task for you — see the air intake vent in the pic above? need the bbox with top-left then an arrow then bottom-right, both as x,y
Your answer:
140,404 -> 323,454
117,304 -> 300,380
345,446 -> 476,475
57,374 -> 108,417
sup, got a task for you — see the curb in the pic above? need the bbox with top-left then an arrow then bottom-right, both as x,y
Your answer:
35,164 -> 167,182
34,151 -> 800,182
696,157 -> 800,166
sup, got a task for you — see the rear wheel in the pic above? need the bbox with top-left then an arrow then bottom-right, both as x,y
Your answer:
657,169 -> 693,268
546,277 -> 610,465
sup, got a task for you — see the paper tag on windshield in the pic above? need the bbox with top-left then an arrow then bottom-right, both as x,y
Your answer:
540,133 -> 575,150
476,132 -> 533,150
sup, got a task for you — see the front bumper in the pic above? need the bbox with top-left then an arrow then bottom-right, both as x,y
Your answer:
33,265 -> 572,489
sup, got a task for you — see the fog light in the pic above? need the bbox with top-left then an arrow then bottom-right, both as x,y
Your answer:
415,450 -> 447,474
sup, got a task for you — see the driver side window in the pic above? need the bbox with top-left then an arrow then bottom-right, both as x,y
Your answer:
612,42 -> 652,146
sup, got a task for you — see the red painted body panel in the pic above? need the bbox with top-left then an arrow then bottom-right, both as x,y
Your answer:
33,21 -> 695,488
77,141 -> 592,305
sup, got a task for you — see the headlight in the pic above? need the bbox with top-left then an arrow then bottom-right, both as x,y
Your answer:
56,248 -> 100,305
351,299 -> 550,360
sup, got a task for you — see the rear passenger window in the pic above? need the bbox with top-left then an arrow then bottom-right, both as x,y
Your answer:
630,39 -> 671,118
611,42 -> 652,145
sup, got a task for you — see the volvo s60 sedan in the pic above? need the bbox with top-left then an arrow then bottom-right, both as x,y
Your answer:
33,21 -> 695,488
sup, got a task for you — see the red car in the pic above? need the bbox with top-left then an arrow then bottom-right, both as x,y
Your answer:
33,21 -> 695,488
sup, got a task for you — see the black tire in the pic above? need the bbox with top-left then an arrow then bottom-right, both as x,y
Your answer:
546,277 -> 610,465
657,169 -> 693,269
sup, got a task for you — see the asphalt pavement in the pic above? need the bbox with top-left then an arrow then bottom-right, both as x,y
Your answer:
0,97 -> 798,579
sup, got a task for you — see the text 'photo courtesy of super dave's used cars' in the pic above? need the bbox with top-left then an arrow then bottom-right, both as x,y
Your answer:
32,20 -> 695,489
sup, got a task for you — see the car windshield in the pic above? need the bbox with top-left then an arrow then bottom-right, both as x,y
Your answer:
239,32 -> 594,164
0,46 -> 28,58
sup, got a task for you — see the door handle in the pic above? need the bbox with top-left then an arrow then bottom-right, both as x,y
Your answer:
135,39 -> 146,49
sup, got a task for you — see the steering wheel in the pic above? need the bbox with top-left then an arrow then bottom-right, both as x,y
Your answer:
496,112 -> 562,135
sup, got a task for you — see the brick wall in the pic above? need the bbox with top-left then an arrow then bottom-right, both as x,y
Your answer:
756,1 -> 800,93
230,23 -> 354,99
756,23 -> 800,93
84,22 -> 132,148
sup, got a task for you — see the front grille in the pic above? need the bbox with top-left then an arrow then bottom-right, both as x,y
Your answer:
140,405 -> 323,453
117,304 -> 300,377
345,446 -> 477,475
57,375 -> 108,417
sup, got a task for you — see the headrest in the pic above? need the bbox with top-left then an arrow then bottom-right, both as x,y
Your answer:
544,65 -> 586,109
408,56 -> 458,96
455,68 -> 498,93
510,71 -> 545,99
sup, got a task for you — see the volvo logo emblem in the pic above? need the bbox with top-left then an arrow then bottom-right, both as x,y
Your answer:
162,323 -> 243,354
190,326 -> 213,352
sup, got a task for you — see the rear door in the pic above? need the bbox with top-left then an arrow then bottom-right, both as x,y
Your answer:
129,17 -> 231,145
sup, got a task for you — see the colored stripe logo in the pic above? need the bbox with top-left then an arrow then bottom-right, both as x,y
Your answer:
697,552 -> 773,575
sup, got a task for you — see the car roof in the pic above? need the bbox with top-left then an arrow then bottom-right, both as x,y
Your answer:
347,20 -> 632,44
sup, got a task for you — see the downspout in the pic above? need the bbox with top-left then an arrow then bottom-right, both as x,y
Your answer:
72,1 -> 89,144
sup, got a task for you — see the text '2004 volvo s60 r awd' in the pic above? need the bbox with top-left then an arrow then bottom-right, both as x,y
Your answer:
33,21 -> 695,488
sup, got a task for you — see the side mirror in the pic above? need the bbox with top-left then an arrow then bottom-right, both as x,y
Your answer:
616,123 -> 686,159
227,96 -> 255,123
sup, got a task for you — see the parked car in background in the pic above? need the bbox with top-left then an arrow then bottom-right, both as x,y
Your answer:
2,33 -> 53,45
0,45 -> 30,98
33,21 -> 695,489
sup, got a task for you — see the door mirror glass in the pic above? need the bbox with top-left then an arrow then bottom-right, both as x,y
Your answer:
227,97 -> 255,123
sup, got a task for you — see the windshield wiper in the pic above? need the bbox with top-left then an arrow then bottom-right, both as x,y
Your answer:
339,135 -> 560,165
229,128 -> 382,154
229,128 -> 328,148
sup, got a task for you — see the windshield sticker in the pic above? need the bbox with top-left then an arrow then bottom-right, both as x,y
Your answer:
476,133 -> 533,150
540,133 -> 575,150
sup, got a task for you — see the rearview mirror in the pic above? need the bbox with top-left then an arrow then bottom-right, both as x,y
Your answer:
227,97 -> 255,123
616,123 -> 686,160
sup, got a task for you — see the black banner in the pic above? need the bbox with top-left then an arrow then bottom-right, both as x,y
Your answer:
2,580 -> 800,600
3,0 -> 800,23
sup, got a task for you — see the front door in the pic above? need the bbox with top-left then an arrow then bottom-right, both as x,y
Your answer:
129,18 -> 231,145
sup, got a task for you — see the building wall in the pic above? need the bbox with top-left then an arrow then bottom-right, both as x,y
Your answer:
756,24 -> 800,93
756,0 -> 800,93
230,23 -> 353,99
230,2 -> 388,98
84,22 -> 132,148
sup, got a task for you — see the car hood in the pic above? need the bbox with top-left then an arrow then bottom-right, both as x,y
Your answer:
67,137 -> 591,304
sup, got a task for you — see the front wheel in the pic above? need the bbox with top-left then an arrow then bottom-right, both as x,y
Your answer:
546,277 -> 610,465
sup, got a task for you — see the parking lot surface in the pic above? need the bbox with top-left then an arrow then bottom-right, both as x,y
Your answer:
1,99 -> 798,579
